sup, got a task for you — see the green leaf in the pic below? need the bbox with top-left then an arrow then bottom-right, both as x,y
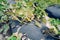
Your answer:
0,27 -> 3,33
8,35 -> 21,40
1,15 -> 8,22
3,24 -> 9,34
10,36 -> 17,40
0,11 -> 4,16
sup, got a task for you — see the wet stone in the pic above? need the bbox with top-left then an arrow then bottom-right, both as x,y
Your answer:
45,4 -> 60,19
9,20 -> 21,33
20,22 -> 45,40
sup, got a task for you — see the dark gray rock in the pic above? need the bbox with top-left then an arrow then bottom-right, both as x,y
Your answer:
9,20 -> 21,33
45,4 -> 60,19
20,22 -> 45,40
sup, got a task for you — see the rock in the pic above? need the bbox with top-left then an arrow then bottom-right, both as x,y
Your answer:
7,0 -> 16,4
20,22 -> 45,40
45,4 -> 60,19
0,34 -> 5,40
9,20 -> 21,33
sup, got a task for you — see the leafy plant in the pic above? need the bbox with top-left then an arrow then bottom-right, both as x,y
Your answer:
8,35 -> 21,40
50,18 -> 60,27
0,24 -> 9,35
49,18 -> 60,34
0,0 -> 60,40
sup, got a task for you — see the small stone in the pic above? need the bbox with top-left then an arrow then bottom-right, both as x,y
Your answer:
0,34 -> 5,40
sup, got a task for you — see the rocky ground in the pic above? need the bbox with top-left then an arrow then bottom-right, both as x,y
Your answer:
0,0 -> 60,40
0,20 -> 57,40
